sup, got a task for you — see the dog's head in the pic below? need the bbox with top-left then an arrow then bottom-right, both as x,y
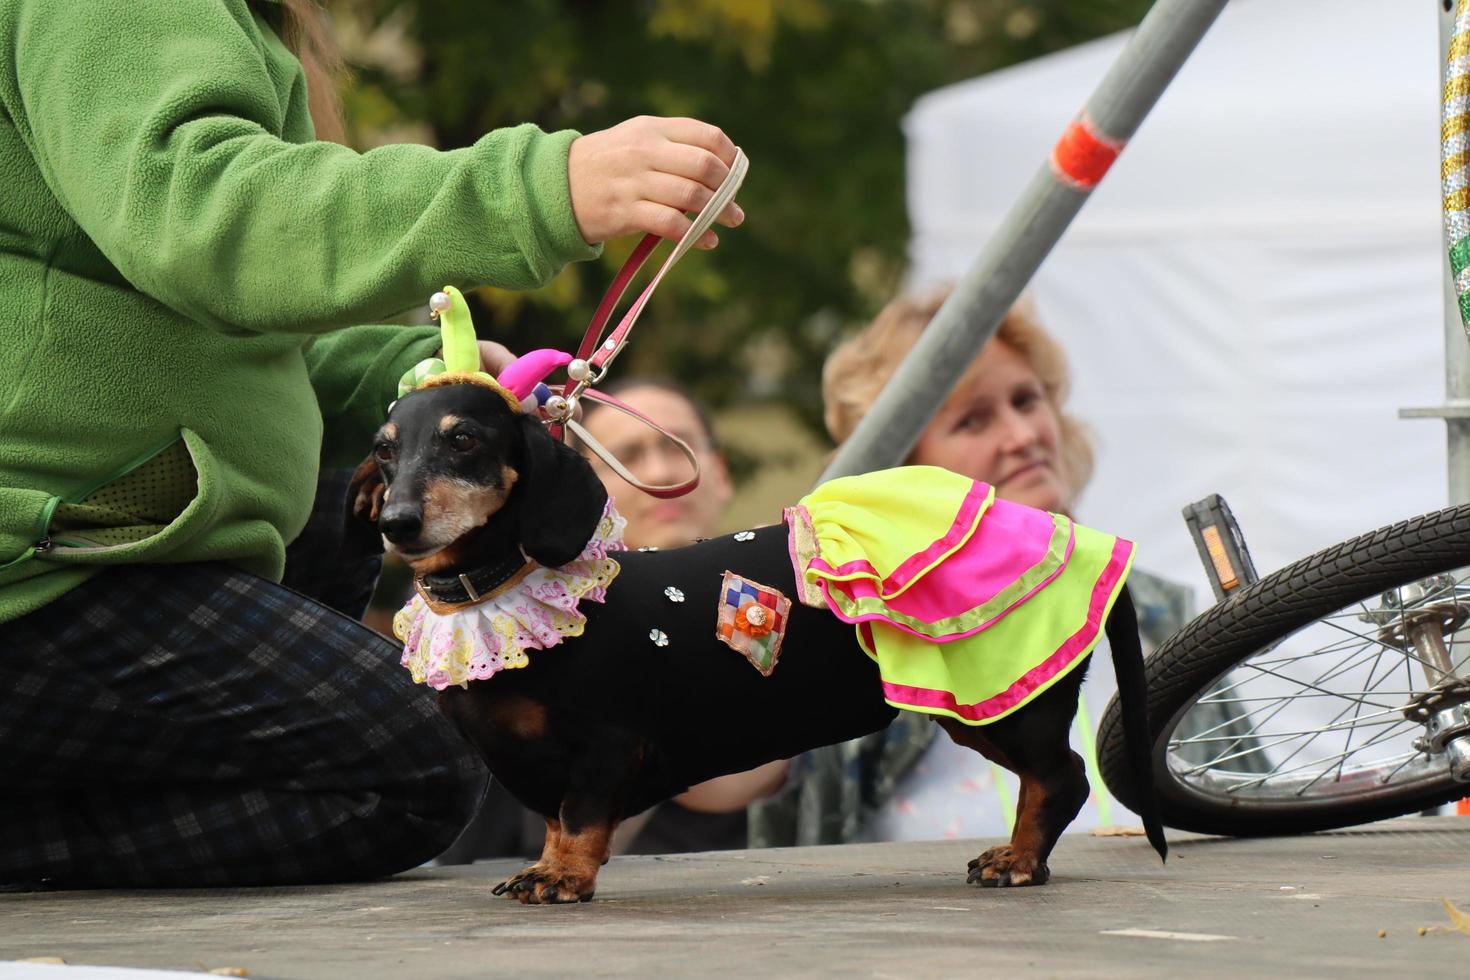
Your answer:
349,380 -> 608,573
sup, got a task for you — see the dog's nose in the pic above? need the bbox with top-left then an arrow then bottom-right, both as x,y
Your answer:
379,507 -> 423,545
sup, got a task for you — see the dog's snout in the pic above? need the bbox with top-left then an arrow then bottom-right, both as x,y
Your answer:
379,506 -> 423,545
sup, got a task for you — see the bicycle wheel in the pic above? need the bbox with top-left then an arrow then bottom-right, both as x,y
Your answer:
1097,504 -> 1470,836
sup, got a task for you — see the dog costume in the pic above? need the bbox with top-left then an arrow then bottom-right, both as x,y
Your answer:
389,286 -> 1134,726
394,482 -> 1131,727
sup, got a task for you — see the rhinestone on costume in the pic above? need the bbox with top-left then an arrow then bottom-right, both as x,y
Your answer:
649,629 -> 670,647
734,530 -> 756,542
638,546 -> 660,552
664,586 -> 685,602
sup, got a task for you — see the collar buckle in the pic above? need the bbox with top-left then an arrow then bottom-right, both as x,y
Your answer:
457,573 -> 482,603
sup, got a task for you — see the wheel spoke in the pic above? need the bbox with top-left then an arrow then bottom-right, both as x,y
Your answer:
1335,634 -> 1398,784
1181,640 -> 1409,769
1237,658 -> 1402,712
1222,720 -> 1415,795
1199,691 -> 1416,704
1172,712 -> 1405,745
1313,617 -> 1446,677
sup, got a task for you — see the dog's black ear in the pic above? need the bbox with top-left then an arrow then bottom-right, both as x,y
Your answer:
515,413 -> 609,568
349,455 -> 386,524
340,455 -> 387,562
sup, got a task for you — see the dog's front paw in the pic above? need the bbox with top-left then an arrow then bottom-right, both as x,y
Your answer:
493,864 -> 596,904
493,864 -> 554,899
966,845 -> 1050,888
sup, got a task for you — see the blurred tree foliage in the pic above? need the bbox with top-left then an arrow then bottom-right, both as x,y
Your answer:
336,0 -> 1151,437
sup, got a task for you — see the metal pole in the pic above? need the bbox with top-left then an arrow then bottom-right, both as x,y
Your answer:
819,0 -> 1229,485
1399,0 -> 1470,505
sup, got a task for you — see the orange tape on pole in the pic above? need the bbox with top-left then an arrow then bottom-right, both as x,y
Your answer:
1050,113 -> 1125,191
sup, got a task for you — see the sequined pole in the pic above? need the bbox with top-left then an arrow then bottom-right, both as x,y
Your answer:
1402,0 -> 1470,506
1445,0 -> 1470,333
818,0 -> 1228,485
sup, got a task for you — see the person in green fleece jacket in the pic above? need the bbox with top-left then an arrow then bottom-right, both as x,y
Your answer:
0,0 -> 744,889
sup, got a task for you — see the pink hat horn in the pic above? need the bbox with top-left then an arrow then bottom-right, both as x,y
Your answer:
497,348 -> 573,401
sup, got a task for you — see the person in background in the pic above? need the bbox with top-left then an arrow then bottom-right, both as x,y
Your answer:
0,0 -> 743,888
581,378 -> 735,553
744,288 -> 1191,846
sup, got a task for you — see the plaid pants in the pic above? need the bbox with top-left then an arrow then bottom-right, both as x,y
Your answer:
0,471 -> 487,888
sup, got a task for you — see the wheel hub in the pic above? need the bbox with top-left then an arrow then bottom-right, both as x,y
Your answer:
1401,680 -> 1470,782
1401,676 -> 1470,722
1371,595 -> 1470,651
1363,582 -> 1470,781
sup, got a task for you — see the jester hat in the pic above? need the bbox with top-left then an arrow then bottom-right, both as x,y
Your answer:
395,285 -> 572,413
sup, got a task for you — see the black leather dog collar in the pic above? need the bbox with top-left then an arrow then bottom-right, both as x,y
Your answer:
418,551 -> 535,606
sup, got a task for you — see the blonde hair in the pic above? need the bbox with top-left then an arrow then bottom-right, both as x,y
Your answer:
822,287 -> 1094,502
272,0 -> 347,144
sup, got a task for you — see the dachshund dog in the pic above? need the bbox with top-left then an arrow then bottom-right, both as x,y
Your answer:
352,379 -> 1165,904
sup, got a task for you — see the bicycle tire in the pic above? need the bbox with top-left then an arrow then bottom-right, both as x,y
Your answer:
1098,503 -> 1470,836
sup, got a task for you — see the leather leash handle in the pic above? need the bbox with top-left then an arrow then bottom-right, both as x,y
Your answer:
576,148 -> 750,380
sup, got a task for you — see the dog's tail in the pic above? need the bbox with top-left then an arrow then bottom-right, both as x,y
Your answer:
1105,584 -> 1168,862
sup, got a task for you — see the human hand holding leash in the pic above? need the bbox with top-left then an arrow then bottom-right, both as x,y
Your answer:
568,116 -> 745,248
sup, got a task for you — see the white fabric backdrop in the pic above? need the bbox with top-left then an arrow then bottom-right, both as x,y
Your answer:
905,0 -> 1450,601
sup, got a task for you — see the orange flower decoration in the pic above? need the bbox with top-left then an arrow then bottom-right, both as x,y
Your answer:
734,601 -> 774,637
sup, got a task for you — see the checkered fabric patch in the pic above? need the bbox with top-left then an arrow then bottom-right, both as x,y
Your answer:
714,570 -> 791,677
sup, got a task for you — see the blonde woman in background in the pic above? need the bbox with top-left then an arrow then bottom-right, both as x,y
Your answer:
746,288 -> 1191,846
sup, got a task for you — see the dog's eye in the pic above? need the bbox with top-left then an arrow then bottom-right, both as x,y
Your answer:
449,433 -> 477,453
373,443 -> 395,463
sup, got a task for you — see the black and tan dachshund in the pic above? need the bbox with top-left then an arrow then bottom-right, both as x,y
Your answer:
351,378 -> 1166,904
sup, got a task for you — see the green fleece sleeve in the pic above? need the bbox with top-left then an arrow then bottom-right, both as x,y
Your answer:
303,323 -> 442,467
2,0 -> 598,335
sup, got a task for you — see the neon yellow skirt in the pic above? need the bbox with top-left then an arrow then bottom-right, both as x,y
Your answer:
786,466 -> 1134,725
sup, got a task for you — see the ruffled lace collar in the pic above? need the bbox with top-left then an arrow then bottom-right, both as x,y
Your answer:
393,501 -> 627,690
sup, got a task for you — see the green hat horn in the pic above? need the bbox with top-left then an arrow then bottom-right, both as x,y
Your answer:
434,286 -> 480,374
393,286 -> 524,413
396,286 -> 479,398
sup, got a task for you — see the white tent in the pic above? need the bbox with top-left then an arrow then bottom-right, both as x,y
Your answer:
905,0 -> 1448,602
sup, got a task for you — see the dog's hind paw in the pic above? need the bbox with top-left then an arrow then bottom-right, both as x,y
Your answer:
527,877 -> 595,904
966,846 -> 1050,888
967,844 -> 1011,873
493,864 -> 595,904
